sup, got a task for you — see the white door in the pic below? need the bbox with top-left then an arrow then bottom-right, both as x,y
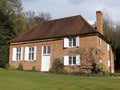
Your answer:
41,46 -> 51,71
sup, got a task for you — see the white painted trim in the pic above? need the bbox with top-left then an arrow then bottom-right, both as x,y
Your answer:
25,47 -> 29,61
76,36 -> 80,47
64,56 -> 69,65
12,48 -> 16,61
20,47 -> 23,61
76,55 -> 80,65
64,38 -> 69,48
107,60 -> 110,67
107,44 -> 110,51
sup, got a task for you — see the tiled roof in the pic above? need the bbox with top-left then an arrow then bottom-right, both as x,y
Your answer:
10,15 -> 99,43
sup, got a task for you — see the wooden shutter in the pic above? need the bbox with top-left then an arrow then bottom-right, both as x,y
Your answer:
107,44 -> 110,51
76,36 -> 79,47
25,47 -> 29,61
76,55 -> 80,65
34,46 -> 37,60
64,38 -> 69,48
107,60 -> 110,67
12,48 -> 16,61
20,47 -> 23,61
64,56 -> 69,65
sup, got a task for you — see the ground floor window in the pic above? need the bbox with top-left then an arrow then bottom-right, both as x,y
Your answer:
64,55 -> 80,66
25,46 -> 37,61
12,47 -> 23,61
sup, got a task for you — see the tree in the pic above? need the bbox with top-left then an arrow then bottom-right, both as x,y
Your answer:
24,11 -> 51,29
71,47 -> 104,72
103,13 -> 120,71
0,0 -> 26,67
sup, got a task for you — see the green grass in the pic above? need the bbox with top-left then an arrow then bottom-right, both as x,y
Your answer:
0,70 -> 120,90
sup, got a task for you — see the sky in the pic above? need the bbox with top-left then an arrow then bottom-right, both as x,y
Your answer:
21,0 -> 120,24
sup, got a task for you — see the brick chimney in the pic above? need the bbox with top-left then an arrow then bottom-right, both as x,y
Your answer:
96,11 -> 103,34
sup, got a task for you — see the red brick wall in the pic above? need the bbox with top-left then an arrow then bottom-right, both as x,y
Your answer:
9,35 -> 114,72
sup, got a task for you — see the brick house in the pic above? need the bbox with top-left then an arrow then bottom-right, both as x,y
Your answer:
9,11 -> 114,73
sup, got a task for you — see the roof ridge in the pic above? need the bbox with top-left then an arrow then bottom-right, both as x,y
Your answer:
43,15 -> 81,23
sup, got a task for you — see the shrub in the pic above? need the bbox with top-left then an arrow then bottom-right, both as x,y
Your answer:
109,73 -> 120,77
32,66 -> 36,72
17,63 -> 23,71
50,58 -> 64,73
71,71 -> 86,75
92,62 -> 107,74
5,63 -> 10,69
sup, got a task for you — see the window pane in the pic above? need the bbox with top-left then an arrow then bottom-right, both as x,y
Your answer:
69,38 -> 72,46
69,38 -> 72,41
16,53 -> 18,60
19,48 -> 21,52
73,56 -> 76,64
69,60 -> 72,65
43,46 -> 46,54
47,46 -> 50,54
19,53 -> 21,60
73,38 -> 76,46
32,53 -> 34,60
29,53 -> 31,60
16,48 -> 21,60
69,56 -> 72,65
69,56 -> 72,60
32,47 -> 34,52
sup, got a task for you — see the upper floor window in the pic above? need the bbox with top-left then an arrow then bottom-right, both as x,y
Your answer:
69,38 -> 76,47
64,36 -> 79,48
42,46 -> 51,55
12,47 -> 23,61
25,46 -> 37,61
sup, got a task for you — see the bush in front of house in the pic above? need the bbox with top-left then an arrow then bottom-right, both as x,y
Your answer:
5,63 -> 10,69
92,62 -> 108,75
70,71 -> 86,75
32,66 -> 36,72
50,58 -> 64,73
17,63 -> 23,71
109,73 -> 120,77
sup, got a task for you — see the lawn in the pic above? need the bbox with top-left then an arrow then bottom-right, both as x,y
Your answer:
0,70 -> 120,90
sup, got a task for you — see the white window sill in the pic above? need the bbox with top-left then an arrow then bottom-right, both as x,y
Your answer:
12,60 -> 22,62
64,46 -> 79,49
65,64 -> 80,66
42,54 -> 51,56
24,60 -> 36,61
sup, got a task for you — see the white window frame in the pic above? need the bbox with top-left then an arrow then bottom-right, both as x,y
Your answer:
64,55 -> 80,66
107,60 -> 110,67
69,56 -> 76,65
12,47 -> 23,61
16,48 -> 21,61
42,46 -> 51,55
29,47 -> 35,60
25,46 -> 37,61
64,36 -> 79,48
